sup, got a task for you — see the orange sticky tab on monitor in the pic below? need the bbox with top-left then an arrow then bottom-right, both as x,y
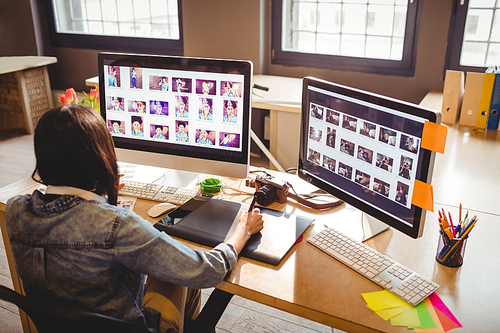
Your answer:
421,121 -> 447,154
412,180 -> 434,212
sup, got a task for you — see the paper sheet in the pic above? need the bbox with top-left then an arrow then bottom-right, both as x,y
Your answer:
367,305 -> 410,321
391,307 -> 420,327
362,290 -> 409,311
362,291 -> 461,331
412,179 -> 434,212
410,301 -> 436,329
429,293 -> 462,328
413,298 -> 445,332
421,121 -> 447,154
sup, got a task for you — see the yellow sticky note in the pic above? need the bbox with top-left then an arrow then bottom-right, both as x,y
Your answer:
391,307 -> 421,327
371,305 -> 412,321
421,121 -> 447,154
411,180 -> 434,212
362,290 -> 409,311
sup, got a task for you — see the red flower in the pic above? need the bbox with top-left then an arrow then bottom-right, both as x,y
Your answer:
57,87 -> 99,113
89,89 -> 96,100
65,88 -> 78,104
58,94 -> 67,104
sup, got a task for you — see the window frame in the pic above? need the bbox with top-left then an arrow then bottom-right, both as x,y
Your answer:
44,0 -> 184,56
271,0 -> 422,77
445,0 -> 489,73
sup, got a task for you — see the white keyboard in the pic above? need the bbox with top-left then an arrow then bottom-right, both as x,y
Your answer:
118,180 -> 198,205
308,228 -> 439,306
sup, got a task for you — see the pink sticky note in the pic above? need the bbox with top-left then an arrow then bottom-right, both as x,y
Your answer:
429,293 -> 462,328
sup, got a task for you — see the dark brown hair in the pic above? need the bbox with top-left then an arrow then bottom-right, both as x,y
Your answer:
32,104 -> 119,205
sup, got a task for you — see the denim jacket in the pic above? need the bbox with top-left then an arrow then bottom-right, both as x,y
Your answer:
5,188 -> 238,332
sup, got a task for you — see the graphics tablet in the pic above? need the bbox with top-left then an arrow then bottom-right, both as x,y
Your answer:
154,194 -> 314,266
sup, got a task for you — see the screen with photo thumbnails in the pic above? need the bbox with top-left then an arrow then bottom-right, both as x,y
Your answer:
299,77 -> 439,239
98,53 -> 252,178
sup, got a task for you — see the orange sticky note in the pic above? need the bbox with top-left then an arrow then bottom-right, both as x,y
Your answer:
435,308 -> 460,332
421,121 -> 447,154
412,180 -> 434,212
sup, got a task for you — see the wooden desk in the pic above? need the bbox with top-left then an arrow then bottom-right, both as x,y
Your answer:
0,56 -> 57,133
2,141 -> 500,333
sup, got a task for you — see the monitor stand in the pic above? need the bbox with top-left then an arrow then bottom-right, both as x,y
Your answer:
360,213 -> 390,242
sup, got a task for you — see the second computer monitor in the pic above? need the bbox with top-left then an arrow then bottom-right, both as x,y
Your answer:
98,52 -> 252,179
298,77 -> 440,239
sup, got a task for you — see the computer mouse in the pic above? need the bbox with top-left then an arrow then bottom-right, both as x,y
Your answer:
148,202 -> 177,218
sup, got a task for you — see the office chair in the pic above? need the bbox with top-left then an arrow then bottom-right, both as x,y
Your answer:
0,284 -> 233,333
0,284 -> 146,333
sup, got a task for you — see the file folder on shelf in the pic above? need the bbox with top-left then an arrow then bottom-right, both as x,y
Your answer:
486,74 -> 500,130
441,70 -> 464,125
476,73 -> 496,129
459,72 -> 485,127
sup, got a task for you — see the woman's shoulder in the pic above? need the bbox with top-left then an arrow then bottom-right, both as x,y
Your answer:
5,194 -> 31,215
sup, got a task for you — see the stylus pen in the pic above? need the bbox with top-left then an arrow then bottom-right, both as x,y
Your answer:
248,196 -> 257,212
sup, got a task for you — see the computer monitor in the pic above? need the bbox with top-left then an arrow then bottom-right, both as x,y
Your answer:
298,77 -> 440,239
98,52 -> 252,184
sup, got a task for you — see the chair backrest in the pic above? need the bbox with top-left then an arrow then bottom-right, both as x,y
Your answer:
0,285 -> 148,333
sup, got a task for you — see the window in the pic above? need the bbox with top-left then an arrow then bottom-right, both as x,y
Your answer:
272,0 -> 421,76
45,0 -> 183,55
446,0 -> 500,72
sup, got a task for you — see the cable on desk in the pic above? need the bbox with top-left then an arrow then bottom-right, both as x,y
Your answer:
220,177 -> 254,196
151,172 -> 166,185
287,183 -> 344,210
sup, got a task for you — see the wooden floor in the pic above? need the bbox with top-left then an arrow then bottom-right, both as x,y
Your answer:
0,130 -> 342,333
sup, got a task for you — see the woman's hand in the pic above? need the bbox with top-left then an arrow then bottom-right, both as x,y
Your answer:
226,208 -> 264,254
242,208 -> 265,236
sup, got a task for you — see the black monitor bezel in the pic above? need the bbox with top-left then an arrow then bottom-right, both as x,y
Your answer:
298,77 -> 438,239
98,52 -> 252,166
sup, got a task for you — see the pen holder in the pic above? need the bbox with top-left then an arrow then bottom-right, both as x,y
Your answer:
435,232 -> 468,268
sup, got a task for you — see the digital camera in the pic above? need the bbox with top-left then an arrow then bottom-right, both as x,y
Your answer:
246,174 -> 290,206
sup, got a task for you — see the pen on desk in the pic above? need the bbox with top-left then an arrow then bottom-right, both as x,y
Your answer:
248,195 -> 257,213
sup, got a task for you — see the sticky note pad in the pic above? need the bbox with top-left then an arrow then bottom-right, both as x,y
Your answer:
362,290 -> 409,310
421,121 -> 447,154
435,308 -> 460,332
391,307 -> 420,327
370,305 -> 410,321
428,293 -> 462,328
412,301 -> 436,329
422,298 -> 444,332
411,180 -> 434,212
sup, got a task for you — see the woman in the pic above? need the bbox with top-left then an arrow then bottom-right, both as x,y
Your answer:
4,104 -> 264,333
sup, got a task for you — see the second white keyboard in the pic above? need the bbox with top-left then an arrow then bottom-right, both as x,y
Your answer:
308,227 -> 439,306
118,180 -> 198,205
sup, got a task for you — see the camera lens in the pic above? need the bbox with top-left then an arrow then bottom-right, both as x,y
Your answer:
255,184 -> 277,206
